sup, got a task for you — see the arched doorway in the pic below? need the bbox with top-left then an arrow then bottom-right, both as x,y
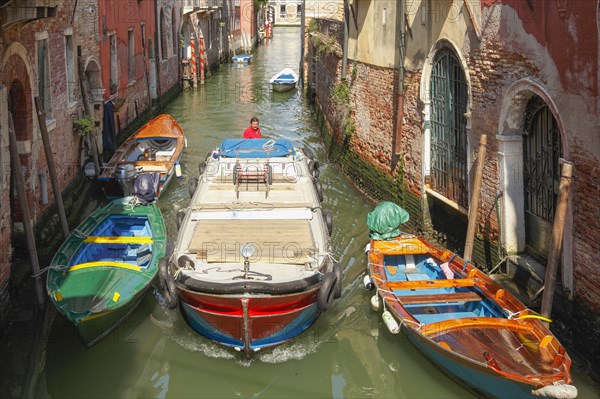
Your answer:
496,78 -> 573,295
8,79 -> 31,227
522,96 -> 563,263
429,48 -> 469,208
84,59 -> 102,102
8,80 -> 28,141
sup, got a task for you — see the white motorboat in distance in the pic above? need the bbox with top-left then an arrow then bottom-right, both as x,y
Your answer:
270,68 -> 299,92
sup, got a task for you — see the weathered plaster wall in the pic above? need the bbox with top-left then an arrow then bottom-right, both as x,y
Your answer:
348,0 -> 398,68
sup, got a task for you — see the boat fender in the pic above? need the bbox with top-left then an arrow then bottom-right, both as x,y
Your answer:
266,164 -> 273,185
364,243 -> 371,255
178,255 -> 195,269
323,209 -> 333,236
370,294 -> 382,312
301,147 -> 315,160
189,177 -> 198,198
308,160 -> 320,179
317,272 -> 337,311
175,162 -> 182,178
363,275 -> 374,290
176,209 -> 186,230
199,161 -> 206,175
313,179 -> 324,202
531,384 -> 578,399
158,258 -> 178,309
332,262 -> 342,299
382,311 -> 400,334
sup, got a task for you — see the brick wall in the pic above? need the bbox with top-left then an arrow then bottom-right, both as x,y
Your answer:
0,5 -> 83,334
309,11 -> 600,379
565,140 -> 600,372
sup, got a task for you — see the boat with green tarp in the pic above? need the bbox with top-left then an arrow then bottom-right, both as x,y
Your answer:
46,197 -> 167,347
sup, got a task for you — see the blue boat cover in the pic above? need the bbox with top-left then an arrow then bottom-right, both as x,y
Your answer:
219,138 -> 295,158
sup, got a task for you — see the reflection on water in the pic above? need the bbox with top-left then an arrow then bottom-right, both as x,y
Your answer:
40,26 -> 599,399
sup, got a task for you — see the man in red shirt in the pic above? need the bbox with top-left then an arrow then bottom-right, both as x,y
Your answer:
243,117 -> 261,138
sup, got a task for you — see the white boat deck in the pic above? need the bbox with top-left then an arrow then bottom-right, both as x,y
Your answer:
174,151 -> 328,284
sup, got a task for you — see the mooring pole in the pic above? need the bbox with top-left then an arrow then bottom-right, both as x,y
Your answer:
7,114 -> 45,306
540,161 -> 573,323
35,97 -> 70,239
463,134 -> 487,261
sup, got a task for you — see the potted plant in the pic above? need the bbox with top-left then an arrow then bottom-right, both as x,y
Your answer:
73,114 -> 95,136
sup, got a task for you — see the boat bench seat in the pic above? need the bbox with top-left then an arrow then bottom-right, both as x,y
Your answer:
398,292 -> 482,305
415,311 -> 478,325
383,278 -> 475,290
136,164 -> 168,173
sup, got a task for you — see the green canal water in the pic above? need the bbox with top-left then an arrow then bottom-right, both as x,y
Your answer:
38,27 -> 599,398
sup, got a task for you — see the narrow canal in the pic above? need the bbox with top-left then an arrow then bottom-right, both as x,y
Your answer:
38,27 -> 599,398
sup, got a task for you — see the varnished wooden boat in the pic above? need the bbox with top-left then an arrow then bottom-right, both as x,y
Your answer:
46,197 -> 167,347
367,235 -> 577,399
163,138 -> 341,358
98,114 -> 185,198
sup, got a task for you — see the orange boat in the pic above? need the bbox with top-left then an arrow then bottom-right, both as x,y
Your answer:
366,235 -> 577,399
98,114 -> 185,199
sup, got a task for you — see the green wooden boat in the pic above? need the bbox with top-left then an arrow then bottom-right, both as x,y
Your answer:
46,197 -> 167,347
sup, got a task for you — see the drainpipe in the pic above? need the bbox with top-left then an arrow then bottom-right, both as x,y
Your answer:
341,0 -> 349,80
299,0 -> 306,83
393,0 -> 406,155
154,1 -> 163,108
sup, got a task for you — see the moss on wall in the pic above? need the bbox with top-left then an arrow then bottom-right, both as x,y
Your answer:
311,94 -> 501,271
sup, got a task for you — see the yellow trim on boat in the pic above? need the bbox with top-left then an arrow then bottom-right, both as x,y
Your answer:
83,236 -> 153,244
82,311 -> 112,322
68,261 -> 141,272
518,314 -> 552,323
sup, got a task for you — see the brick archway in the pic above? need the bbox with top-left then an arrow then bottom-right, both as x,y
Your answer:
2,50 -> 34,227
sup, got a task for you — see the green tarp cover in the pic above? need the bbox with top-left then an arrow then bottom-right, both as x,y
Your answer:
367,202 -> 409,240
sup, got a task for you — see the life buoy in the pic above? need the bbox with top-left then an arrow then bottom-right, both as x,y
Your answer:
323,209 -> 333,235
313,178 -> 324,202
317,272 -> 337,311
158,257 -> 178,309
332,262 -> 342,299
189,177 -> 198,198
308,160 -> 320,179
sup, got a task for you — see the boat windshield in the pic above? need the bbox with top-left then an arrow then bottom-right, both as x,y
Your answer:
219,138 -> 295,158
